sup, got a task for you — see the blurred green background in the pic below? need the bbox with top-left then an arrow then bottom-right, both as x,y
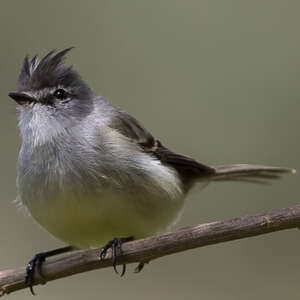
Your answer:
0,1 -> 299,299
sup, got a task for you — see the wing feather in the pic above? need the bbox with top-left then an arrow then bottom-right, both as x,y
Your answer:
108,111 -> 214,185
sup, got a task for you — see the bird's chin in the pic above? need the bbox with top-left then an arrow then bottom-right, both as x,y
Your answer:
17,103 -> 50,124
19,101 -> 36,108
16,103 -> 36,114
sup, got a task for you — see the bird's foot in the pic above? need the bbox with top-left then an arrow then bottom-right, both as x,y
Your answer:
100,237 -> 133,276
25,246 -> 73,295
25,253 -> 47,295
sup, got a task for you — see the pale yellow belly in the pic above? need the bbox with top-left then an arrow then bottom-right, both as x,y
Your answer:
27,190 -> 184,249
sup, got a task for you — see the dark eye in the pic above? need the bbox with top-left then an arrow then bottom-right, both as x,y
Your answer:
54,89 -> 69,100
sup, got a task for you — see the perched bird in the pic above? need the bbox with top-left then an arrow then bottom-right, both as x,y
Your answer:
9,48 -> 295,294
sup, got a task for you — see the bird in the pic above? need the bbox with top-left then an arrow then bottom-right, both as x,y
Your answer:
8,48 -> 295,294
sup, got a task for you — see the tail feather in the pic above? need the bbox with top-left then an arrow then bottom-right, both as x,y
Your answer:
211,164 -> 296,183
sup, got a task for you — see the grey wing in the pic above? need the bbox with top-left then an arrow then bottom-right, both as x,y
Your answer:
108,111 -> 215,185
108,111 -> 295,186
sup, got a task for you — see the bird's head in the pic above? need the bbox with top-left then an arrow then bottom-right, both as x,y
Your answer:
9,48 -> 93,125
9,48 -> 96,146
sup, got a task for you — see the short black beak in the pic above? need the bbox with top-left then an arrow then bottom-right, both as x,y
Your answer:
8,92 -> 36,105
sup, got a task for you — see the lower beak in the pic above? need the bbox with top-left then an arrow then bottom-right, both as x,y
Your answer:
8,92 -> 37,106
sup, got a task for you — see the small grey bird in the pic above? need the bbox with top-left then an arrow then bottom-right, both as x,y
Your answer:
9,48 -> 295,293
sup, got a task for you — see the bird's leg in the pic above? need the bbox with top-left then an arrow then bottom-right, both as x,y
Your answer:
25,245 -> 73,295
100,237 -> 133,276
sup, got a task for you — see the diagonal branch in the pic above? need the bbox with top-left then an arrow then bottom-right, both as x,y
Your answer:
1,204 -> 300,296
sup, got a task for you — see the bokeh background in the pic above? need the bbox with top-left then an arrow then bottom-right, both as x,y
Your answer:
0,1 -> 299,299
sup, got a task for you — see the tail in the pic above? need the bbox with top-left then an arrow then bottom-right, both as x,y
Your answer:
210,164 -> 296,184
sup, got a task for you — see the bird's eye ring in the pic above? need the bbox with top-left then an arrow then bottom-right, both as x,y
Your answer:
54,89 -> 69,100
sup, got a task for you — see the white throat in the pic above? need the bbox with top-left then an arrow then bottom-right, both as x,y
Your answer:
18,105 -> 67,148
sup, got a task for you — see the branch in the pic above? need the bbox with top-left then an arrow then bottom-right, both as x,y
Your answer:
1,204 -> 300,296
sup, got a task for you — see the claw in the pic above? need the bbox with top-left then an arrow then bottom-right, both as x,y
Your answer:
100,237 -> 133,276
134,262 -> 145,273
25,253 -> 46,295
24,246 -> 72,295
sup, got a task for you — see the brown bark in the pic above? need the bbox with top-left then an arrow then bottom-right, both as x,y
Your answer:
1,204 -> 300,296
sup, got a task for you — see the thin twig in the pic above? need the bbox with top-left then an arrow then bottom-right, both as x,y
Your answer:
1,204 -> 300,296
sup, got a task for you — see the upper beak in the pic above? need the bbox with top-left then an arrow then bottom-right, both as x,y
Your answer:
8,92 -> 37,106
